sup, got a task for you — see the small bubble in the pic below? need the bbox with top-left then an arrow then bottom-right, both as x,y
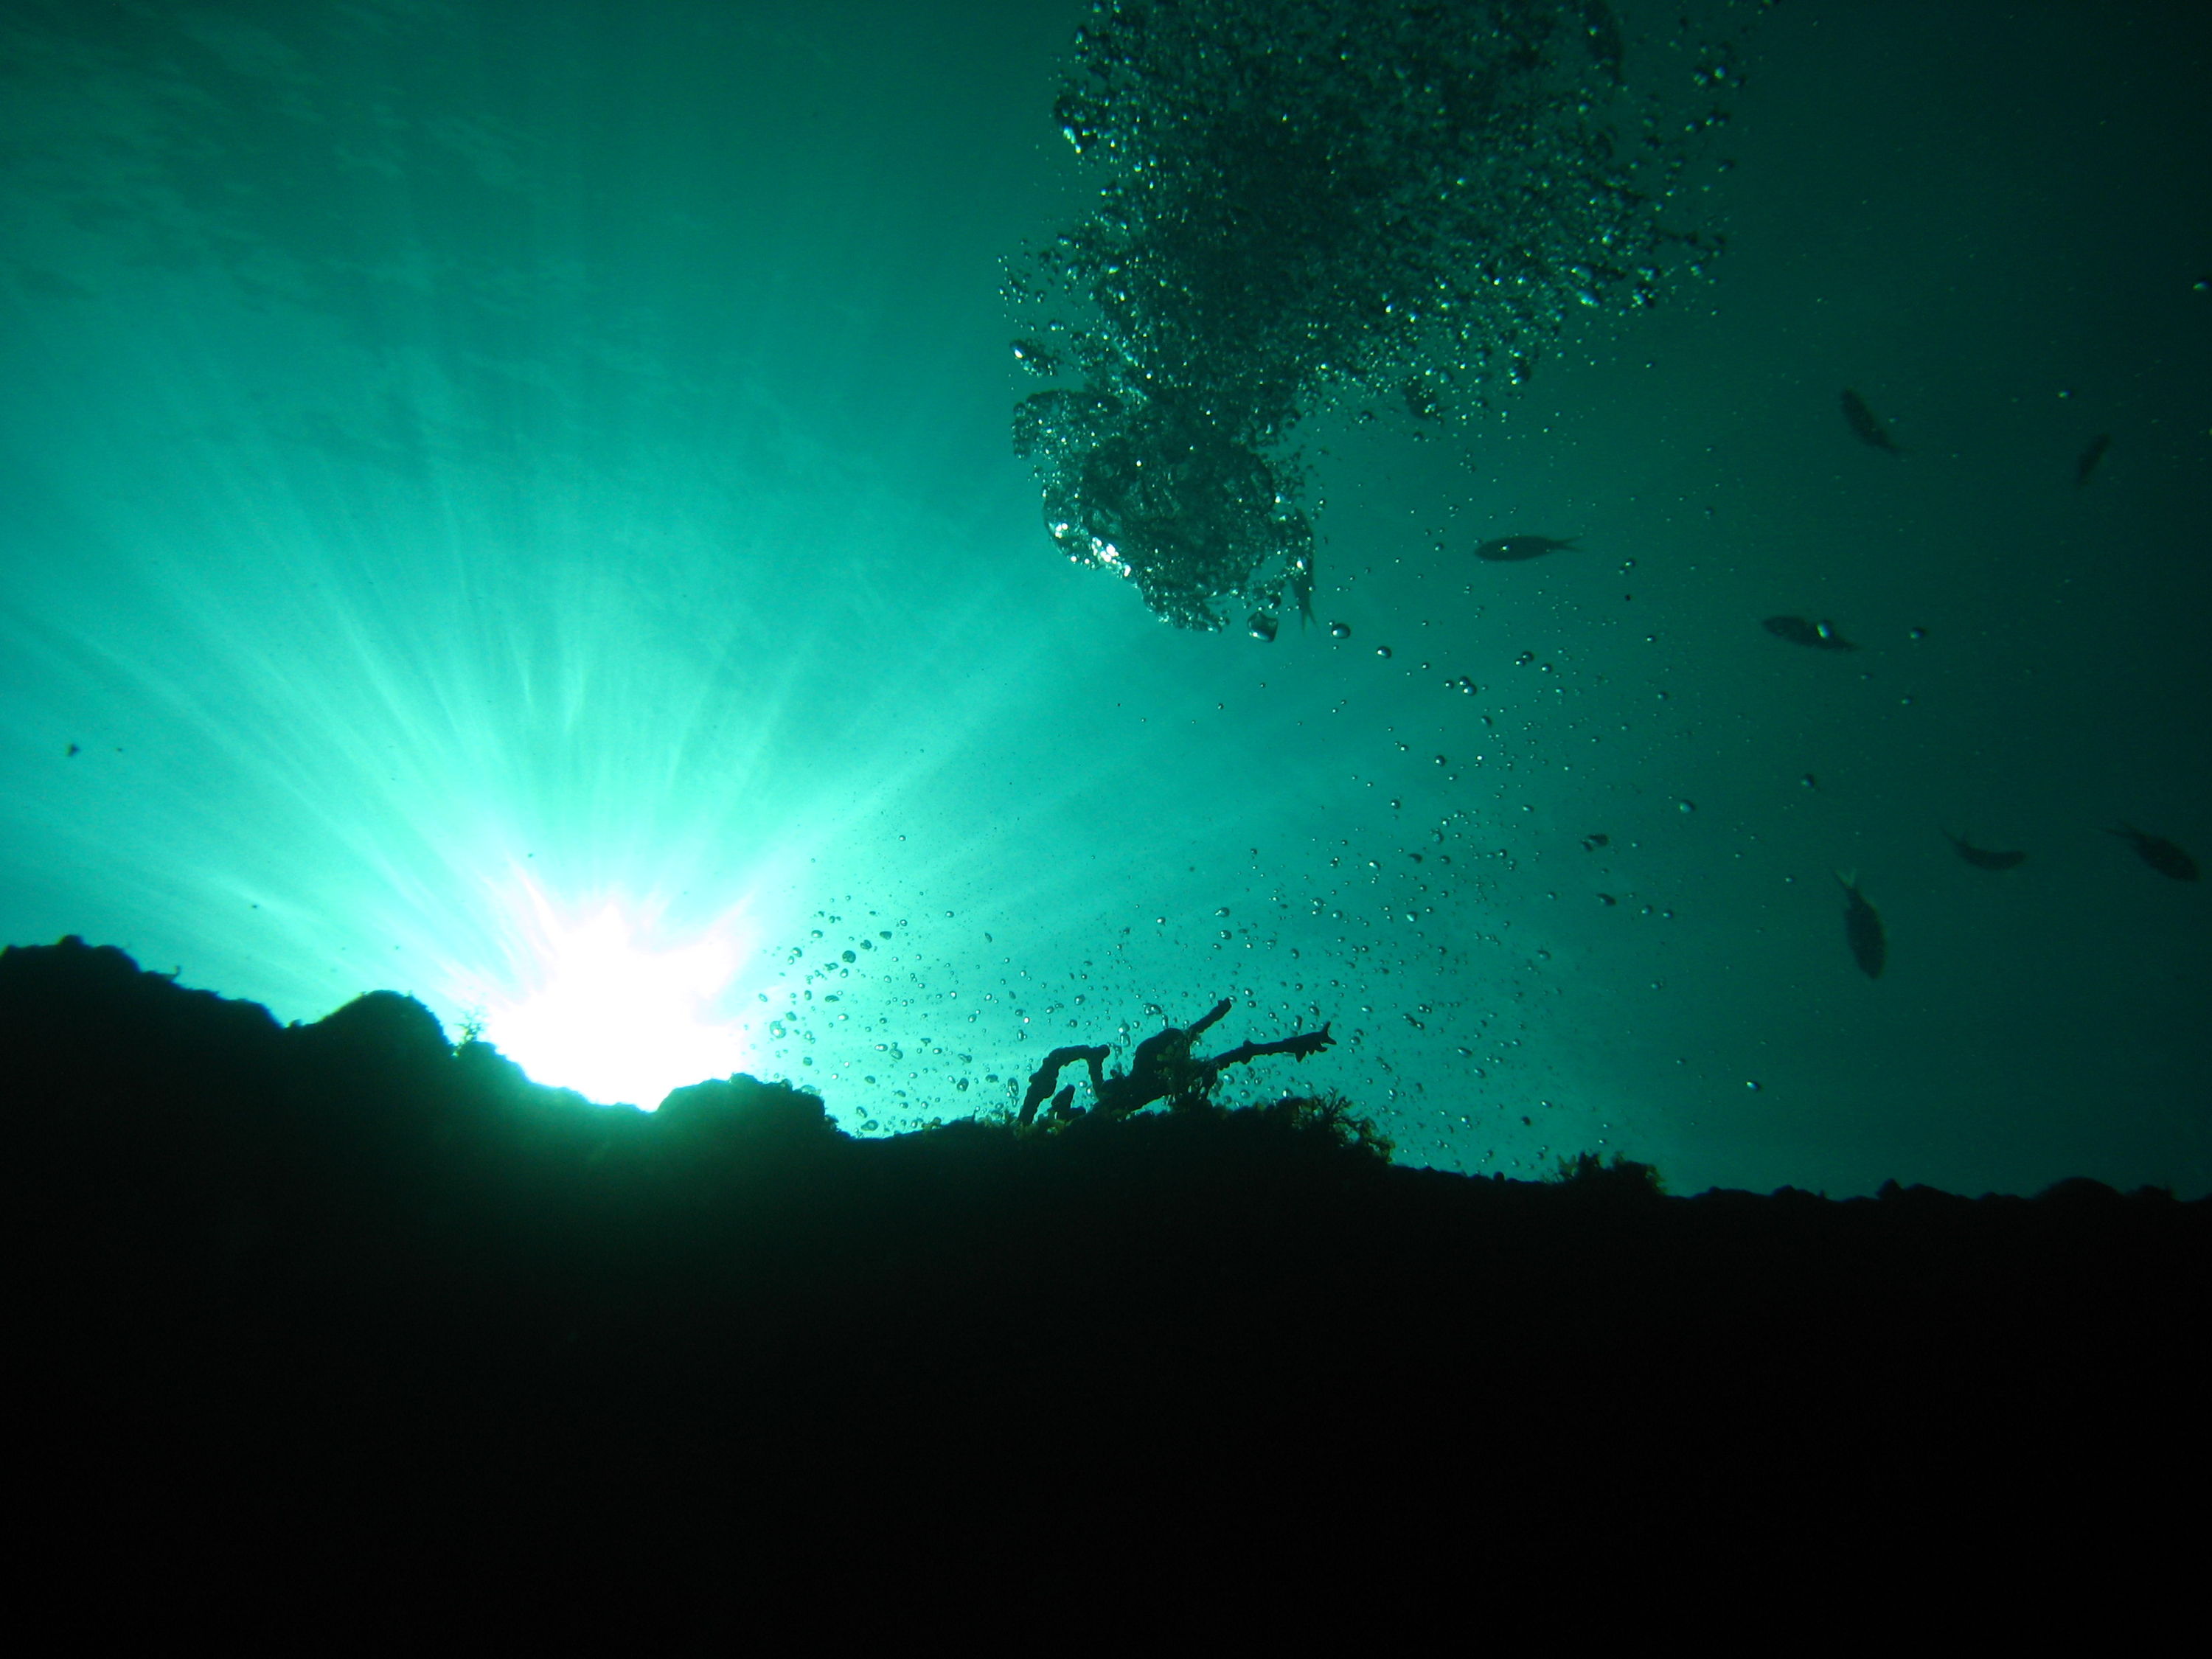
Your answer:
1329,621 -> 1352,639
1677,799 -> 1697,814
1745,1079 -> 1762,1092
1376,645 -> 1394,659
1908,626 -> 1928,641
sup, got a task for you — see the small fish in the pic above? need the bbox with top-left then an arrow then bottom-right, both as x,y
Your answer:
1840,389 -> 1903,456
1247,611 -> 1279,642
1944,831 -> 2025,872
2107,824 -> 2199,882
1836,871 -> 1887,978
1764,615 -> 1858,651
1475,535 -> 1579,562
2074,433 -> 2111,487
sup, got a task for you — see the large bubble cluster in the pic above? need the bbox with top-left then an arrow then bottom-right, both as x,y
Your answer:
1011,0 -> 1745,630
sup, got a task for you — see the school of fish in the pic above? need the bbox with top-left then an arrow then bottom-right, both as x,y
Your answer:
1471,386 -> 2194,984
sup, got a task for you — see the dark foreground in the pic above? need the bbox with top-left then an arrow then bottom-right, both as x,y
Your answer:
4,936 -> 2205,1591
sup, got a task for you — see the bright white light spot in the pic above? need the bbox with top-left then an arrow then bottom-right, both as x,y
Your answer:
480,883 -> 756,1108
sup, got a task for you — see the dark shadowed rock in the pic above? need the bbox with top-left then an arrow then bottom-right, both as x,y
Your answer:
655,1074 -> 840,1143
3,934 -> 2206,1585
297,989 -> 451,1071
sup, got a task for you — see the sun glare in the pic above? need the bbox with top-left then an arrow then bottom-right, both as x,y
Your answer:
477,883 -> 758,1109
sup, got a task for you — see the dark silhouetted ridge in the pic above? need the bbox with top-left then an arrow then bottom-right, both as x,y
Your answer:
4,936 -> 2205,1582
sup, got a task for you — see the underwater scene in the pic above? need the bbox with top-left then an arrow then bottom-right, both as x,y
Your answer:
3,0 -> 2207,1200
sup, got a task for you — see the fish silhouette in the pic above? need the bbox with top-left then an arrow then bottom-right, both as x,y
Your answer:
2075,433 -> 2112,487
2107,824 -> 2198,881
1764,615 -> 1857,651
1944,832 -> 2025,872
1840,389 -> 1903,456
1836,872 -> 1886,978
1475,535 -> 1578,562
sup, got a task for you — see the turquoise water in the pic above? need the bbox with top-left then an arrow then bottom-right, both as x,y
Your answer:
1,0 -> 2205,1197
